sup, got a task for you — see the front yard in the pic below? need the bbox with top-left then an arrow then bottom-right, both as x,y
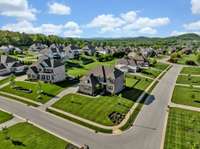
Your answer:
0,81 -> 65,104
0,123 -> 76,149
181,67 -> 200,75
164,108 -> 200,149
0,110 -> 13,124
51,75 -> 153,126
172,85 -> 200,108
176,75 -> 200,85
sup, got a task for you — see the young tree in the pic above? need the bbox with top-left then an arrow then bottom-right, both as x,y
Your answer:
36,81 -> 43,99
9,74 -> 16,88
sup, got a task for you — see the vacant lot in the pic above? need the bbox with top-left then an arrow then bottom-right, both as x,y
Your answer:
181,67 -> 200,75
176,75 -> 200,85
0,110 -> 13,124
0,81 -> 64,104
172,85 -> 200,108
0,123 -> 75,149
164,108 -> 200,149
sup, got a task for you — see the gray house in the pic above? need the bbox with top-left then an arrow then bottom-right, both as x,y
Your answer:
27,56 -> 66,83
115,58 -> 139,73
79,66 -> 125,96
82,45 -> 96,55
0,55 -> 26,76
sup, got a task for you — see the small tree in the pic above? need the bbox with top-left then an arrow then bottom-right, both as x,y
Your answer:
36,81 -> 43,99
188,74 -> 191,81
9,74 -> 16,89
2,127 -> 10,140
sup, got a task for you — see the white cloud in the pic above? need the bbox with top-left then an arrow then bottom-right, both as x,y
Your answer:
87,11 -> 170,35
48,2 -> 71,15
191,0 -> 200,14
64,21 -> 82,37
0,0 -> 37,21
184,20 -> 200,31
1,20 -> 82,37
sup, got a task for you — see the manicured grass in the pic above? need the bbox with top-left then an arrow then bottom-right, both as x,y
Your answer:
140,68 -> 162,79
123,75 -> 153,100
152,62 -> 169,71
177,54 -> 199,65
176,75 -> 200,85
181,67 -> 200,75
0,77 -> 10,86
67,59 -> 116,77
0,110 -> 13,124
164,108 -> 200,149
0,123 -> 76,149
172,85 -> 200,108
0,81 -> 64,104
52,93 -> 134,126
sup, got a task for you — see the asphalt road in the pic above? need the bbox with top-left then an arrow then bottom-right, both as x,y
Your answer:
0,64 -> 182,149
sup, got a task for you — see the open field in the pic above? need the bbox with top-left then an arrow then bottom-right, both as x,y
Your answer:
172,85 -> 200,108
176,75 -> 200,85
181,67 -> 200,75
0,123 -> 75,149
0,81 -> 64,104
164,108 -> 200,149
0,110 -> 13,124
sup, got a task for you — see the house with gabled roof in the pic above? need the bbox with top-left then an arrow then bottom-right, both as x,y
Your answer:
64,44 -> 81,59
79,66 -> 124,96
0,55 -> 26,76
115,58 -> 139,73
82,45 -> 96,55
27,56 -> 66,83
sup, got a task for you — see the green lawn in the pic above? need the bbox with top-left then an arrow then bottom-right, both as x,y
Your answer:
67,59 -> 117,77
152,62 -> 169,71
164,108 -> 200,149
0,123 -> 76,149
181,67 -> 200,75
52,93 -> 134,126
0,77 -> 10,86
177,54 -> 199,65
176,75 -> 200,85
0,110 -> 13,124
52,75 -> 153,126
172,85 -> 200,108
0,81 -> 64,104
140,68 -> 162,79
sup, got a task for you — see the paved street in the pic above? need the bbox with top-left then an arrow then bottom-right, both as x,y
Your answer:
0,64 -> 182,149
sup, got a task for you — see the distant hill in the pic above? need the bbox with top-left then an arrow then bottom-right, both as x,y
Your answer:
0,30 -> 199,48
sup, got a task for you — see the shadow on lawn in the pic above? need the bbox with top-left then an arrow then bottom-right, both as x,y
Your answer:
121,87 -> 155,105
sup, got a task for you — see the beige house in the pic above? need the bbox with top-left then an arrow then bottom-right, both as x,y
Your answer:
27,56 -> 66,83
79,66 -> 125,96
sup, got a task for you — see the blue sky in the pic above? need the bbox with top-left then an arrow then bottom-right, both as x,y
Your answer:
0,0 -> 200,38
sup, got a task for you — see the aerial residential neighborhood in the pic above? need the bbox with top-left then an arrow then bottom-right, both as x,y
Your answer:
0,0 -> 200,149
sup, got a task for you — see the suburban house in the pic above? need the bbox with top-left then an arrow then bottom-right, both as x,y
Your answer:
95,47 -> 110,55
29,43 -> 48,52
27,56 -> 66,83
115,58 -> 139,73
82,45 -> 96,55
181,47 -> 193,55
79,66 -> 125,96
64,45 -> 81,59
39,44 -> 66,60
128,52 -> 149,67
0,55 -> 26,75
0,45 -> 22,54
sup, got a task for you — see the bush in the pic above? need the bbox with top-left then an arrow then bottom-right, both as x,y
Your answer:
185,60 -> 197,66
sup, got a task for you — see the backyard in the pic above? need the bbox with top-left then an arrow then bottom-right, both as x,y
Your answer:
172,85 -> 200,108
164,108 -> 200,149
0,123 -> 76,149
0,110 -> 13,124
